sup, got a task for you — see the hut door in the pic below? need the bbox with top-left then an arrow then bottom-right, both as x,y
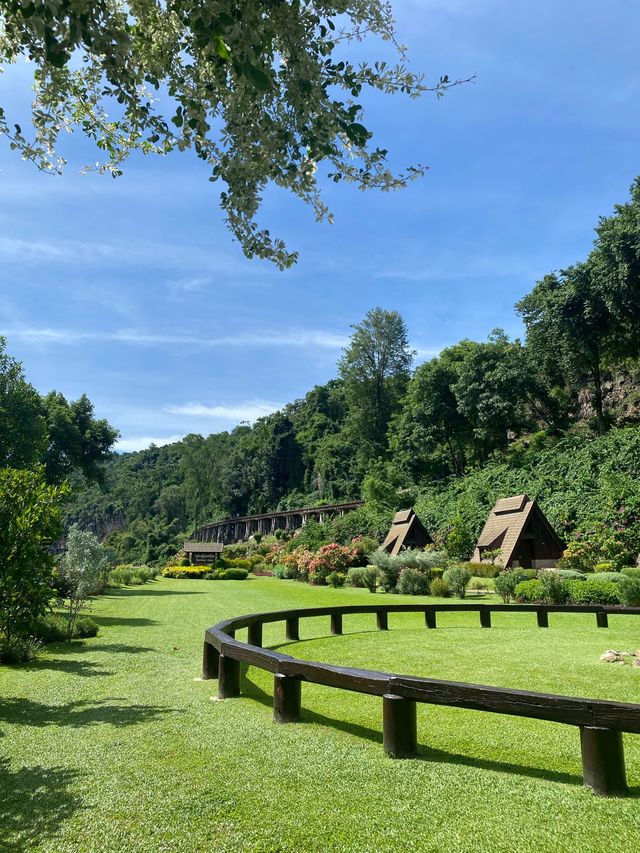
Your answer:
517,539 -> 534,569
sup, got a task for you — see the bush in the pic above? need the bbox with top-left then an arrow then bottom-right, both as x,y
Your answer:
272,563 -> 295,580
347,566 -> 377,592
566,579 -> 620,606
109,566 -> 135,586
179,557 -> 191,567
162,565 -> 210,579
443,566 -> 471,598
621,567 -> 640,579
397,567 -> 430,596
618,575 -> 640,606
463,562 -> 502,579
398,549 -> 447,571
594,562 -> 614,573
550,569 -> 586,580
538,570 -> 569,604
514,579 -> 543,603
370,549 -> 401,592
0,635 -> 43,664
494,569 -> 528,603
326,571 -> 347,588
111,564 -> 156,585
429,577 -> 451,598
218,568 -> 249,581
586,572 -> 624,584
520,569 -> 538,580
469,578 -> 488,594
29,614 -> 99,646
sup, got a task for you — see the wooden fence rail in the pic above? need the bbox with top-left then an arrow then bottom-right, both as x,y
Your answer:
203,603 -> 640,797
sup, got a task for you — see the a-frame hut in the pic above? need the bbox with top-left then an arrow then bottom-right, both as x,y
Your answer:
472,494 -> 563,569
382,509 -> 433,556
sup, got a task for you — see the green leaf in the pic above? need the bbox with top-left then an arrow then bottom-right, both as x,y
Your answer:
213,33 -> 230,61
242,63 -> 272,93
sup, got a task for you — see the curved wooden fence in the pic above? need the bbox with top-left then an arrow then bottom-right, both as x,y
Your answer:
202,603 -> 640,797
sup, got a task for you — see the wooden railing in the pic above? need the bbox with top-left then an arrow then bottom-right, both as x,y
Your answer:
202,603 -> 640,797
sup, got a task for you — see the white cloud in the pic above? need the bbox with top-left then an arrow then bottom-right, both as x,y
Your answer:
166,400 -> 282,422
1,325 -> 349,350
115,434 -> 184,453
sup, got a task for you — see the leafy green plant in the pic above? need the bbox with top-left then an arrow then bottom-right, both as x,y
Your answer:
621,567 -> 640,579
347,566 -> 377,592
538,570 -> 569,604
566,580 -> 619,606
397,568 -> 430,596
494,569 -> 528,603
463,562 -> 502,578
618,576 -> 640,606
0,468 -> 65,660
33,614 -> 99,644
443,566 -> 471,598
429,577 -> 451,597
326,571 -> 347,588
220,568 -> 249,580
514,579 -> 543,603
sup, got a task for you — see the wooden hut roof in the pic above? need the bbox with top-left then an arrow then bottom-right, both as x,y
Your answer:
381,509 -> 432,556
474,495 -> 560,567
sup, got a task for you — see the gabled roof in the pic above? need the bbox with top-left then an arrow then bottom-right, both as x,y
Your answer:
381,509 -> 432,556
474,494 -> 563,567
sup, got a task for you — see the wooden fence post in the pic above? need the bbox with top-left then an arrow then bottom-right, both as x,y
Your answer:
273,673 -> 301,723
217,654 -> 240,699
248,622 -> 263,647
536,610 -> 549,628
383,694 -> 417,759
425,610 -> 437,630
377,611 -> 388,631
331,613 -> 343,636
596,611 -> 609,629
479,607 -> 492,628
202,642 -> 219,679
580,727 -> 628,797
286,617 -> 300,641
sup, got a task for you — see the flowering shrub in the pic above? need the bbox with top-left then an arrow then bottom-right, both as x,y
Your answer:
306,543 -> 359,585
558,520 -> 629,573
162,565 -> 210,579
262,541 -> 286,566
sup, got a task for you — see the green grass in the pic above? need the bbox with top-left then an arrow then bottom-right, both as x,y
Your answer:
1,577 -> 639,852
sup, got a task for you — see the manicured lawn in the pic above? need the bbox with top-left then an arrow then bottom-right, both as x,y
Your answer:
1,577 -> 639,852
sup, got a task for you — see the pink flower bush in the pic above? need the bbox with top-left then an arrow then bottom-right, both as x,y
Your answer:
307,543 -> 360,585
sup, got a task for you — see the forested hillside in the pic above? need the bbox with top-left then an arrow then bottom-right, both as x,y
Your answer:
61,178 -> 640,566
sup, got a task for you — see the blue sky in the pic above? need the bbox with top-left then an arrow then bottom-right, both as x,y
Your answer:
1,0 -> 639,451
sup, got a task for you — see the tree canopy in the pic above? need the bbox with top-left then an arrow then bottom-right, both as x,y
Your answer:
0,1 -> 467,267
0,337 -> 118,483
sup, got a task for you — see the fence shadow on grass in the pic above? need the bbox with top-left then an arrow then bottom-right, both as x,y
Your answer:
47,642 -> 154,656
0,697 -> 176,729
92,615 -> 158,628
0,757 -> 83,853
239,669 -> 622,791
108,588 -> 208,598
24,658 -> 114,678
